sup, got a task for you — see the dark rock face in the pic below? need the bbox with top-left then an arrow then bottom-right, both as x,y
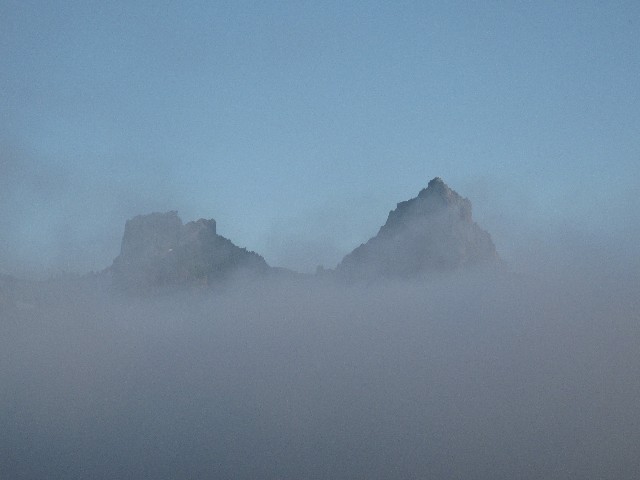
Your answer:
111,212 -> 268,291
337,178 -> 498,278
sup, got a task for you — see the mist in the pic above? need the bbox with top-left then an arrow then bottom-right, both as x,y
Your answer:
2,246 -> 639,479
3,1 -> 640,476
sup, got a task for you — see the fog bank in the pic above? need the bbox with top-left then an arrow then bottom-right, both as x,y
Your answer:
2,263 -> 639,479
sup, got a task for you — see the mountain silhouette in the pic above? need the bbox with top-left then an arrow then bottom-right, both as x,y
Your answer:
108,178 -> 498,291
337,177 -> 498,278
111,211 -> 268,291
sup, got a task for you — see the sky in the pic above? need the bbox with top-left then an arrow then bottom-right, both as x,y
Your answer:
1,0 -> 639,276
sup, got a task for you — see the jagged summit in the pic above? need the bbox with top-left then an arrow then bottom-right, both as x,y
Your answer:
417,177 -> 471,218
111,211 -> 268,291
337,177 -> 498,278
380,177 -> 472,236
420,176 -> 448,196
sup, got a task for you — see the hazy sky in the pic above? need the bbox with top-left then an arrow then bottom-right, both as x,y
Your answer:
1,1 -> 639,275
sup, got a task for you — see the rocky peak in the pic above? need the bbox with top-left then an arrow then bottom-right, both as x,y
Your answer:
382,178 -> 472,237
112,212 -> 267,291
119,211 -> 182,259
337,178 -> 498,278
419,176 -> 447,196
418,177 -> 470,213
181,218 -> 217,244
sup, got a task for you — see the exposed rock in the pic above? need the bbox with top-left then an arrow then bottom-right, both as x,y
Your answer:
111,212 -> 268,291
109,179 -> 499,290
337,177 -> 498,278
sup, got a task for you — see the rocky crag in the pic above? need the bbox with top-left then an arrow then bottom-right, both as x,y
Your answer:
337,177 -> 498,278
111,211 -> 268,291
108,178 -> 498,291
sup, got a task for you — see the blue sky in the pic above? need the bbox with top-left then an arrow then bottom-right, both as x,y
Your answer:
1,1 -> 639,275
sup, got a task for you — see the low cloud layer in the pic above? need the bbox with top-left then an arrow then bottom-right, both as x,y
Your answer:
1,260 -> 639,478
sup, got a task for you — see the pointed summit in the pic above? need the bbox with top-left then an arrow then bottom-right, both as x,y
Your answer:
417,177 -> 465,207
383,177 -> 473,235
423,176 -> 447,193
337,178 -> 498,278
